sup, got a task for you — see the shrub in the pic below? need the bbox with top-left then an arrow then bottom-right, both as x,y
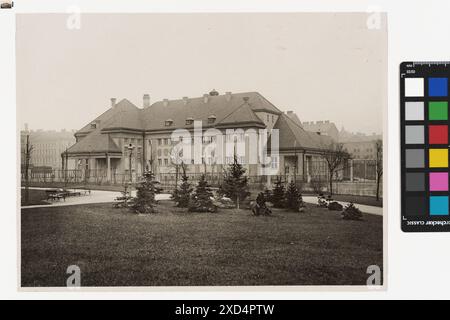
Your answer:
341,203 -> 363,220
189,174 -> 217,213
317,194 -> 328,208
251,192 -> 272,216
113,183 -> 134,208
328,201 -> 343,211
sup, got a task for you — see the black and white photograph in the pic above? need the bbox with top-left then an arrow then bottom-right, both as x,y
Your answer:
18,12 -> 386,287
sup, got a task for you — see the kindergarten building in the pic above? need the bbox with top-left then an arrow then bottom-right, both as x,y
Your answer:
64,90 -> 335,184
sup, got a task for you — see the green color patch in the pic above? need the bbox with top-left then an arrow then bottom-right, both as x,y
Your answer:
429,101 -> 448,120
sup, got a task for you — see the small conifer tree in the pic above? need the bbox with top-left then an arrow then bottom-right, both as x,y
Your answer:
132,171 -> 158,214
285,181 -> 304,211
219,155 -> 250,208
172,172 -> 193,207
189,174 -> 216,212
271,177 -> 286,208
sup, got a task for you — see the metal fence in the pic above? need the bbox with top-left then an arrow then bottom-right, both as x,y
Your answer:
21,158 -> 381,195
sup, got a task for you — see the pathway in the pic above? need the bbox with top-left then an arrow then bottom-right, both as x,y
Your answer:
302,196 -> 383,216
21,188 -> 171,210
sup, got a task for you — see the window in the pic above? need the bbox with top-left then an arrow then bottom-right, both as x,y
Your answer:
164,159 -> 168,166
158,159 -> 162,166
272,115 -> 275,123
164,149 -> 169,156
157,149 -> 162,156
186,118 -> 194,125
158,139 -> 162,146
271,156 -> 279,169
165,119 -> 173,126
208,115 -> 216,124
267,114 -> 269,122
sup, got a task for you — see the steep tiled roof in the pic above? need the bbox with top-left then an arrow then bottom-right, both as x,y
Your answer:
67,130 -> 121,154
69,92 -> 283,154
140,92 -> 280,131
76,99 -> 141,135
271,113 -> 334,151
219,103 -> 265,127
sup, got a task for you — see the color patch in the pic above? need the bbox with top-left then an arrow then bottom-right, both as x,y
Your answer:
401,63 -> 450,231
429,77 -> 448,97
405,101 -> 424,121
430,196 -> 449,215
429,149 -> 448,168
428,101 -> 448,120
405,149 -> 424,168
429,172 -> 448,191
404,196 -> 426,216
405,172 -> 425,191
429,125 -> 448,144
405,78 -> 424,97
405,125 -> 424,144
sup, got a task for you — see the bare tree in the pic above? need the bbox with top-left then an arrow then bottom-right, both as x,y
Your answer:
24,134 -> 33,205
322,142 -> 348,196
169,143 -> 186,189
375,139 -> 383,201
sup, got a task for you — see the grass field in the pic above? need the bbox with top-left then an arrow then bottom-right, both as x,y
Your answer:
21,201 -> 383,287
20,189 -> 50,206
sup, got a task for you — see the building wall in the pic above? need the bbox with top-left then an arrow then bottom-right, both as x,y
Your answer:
343,140 -> 378,159
20,130 -> 76,169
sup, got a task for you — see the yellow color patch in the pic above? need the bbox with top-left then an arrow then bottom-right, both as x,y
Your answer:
429,149 -> 448,168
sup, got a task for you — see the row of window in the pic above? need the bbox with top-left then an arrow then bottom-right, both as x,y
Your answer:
155,156 -> 268,166
267,114 -> 276,123
164,115 -> 217,127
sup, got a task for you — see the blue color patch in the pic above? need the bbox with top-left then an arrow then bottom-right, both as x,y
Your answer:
430,196 -> 449,215
429,77 -> 448,97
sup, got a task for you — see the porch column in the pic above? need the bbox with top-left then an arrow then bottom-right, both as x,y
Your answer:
350,159 -> 354,182
106,154 -> 111,182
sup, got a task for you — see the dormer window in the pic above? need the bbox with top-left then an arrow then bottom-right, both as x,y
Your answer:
90,123 -> 97,129
207,114 -> 217,124
186,117 -> 194,125
165,119 -> 173,126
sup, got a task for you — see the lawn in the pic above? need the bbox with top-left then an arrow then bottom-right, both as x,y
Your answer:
21,188 -> 50,206
21,201 -> 383,287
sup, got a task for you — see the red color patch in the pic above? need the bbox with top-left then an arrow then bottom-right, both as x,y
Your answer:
429,125 -> 448,144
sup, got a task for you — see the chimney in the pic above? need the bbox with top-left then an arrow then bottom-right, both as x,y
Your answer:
225,92 -> 232,101
24,123 -> 29,131
163,99 -> 169,107
111,98 -> 117,108
325,120 -> 330,124
143,94 -> 150,108
183,96 -> 189,105
203,94 -> 209,104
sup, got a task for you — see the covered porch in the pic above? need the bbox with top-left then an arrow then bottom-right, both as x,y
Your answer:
62,151 -> 124,184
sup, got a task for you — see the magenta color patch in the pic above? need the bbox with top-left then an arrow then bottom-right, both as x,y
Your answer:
430,172 -> 449,191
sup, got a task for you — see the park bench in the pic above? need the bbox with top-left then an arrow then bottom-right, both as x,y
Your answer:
45,189 -> 66,202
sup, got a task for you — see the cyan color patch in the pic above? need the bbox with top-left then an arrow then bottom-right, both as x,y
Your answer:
430,196 -> 449,216
429,77 -> 448,97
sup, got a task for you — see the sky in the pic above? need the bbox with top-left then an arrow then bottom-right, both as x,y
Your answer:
17,13 -> 387,134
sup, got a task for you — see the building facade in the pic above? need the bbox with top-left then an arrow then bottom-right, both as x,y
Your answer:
64,91 -> 335,184
21,128 -> 76,170
301,120 -> 339,142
